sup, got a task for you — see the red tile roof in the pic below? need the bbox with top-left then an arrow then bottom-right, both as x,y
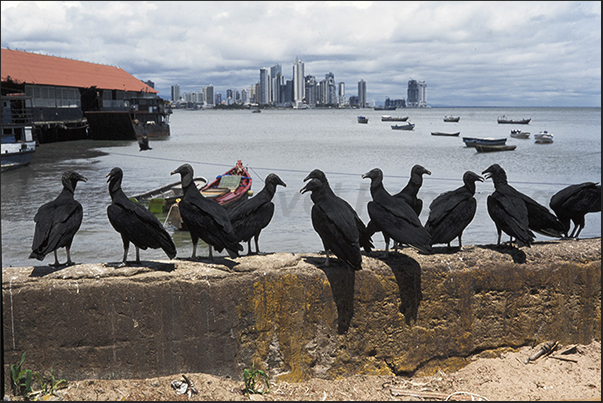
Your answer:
1,48 -> 157,93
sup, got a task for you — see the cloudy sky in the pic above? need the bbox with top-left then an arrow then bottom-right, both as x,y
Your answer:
1,1 -> 601,107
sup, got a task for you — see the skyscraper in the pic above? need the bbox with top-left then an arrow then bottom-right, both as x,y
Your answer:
259,68 -> 270,106
419,81 -> 427,108
171,84 -> 180,102
271,64 -> 282,105
358,79 -> 367,108
325,72 -> 336,105
203,85 -> 214,107
293,57 -> 305,109
338,82 -> 345,106
407,79 -> 419,107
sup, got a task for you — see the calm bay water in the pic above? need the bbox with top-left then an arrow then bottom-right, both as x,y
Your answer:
2,107 -> 601,267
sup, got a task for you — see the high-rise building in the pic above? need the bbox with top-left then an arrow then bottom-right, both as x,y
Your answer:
203,85 -> 214,107
358,79 -> 367,108
171,84 -> 180,102
418,81 -> 427,108
407,79 -> 419,107
338,82 -> 345,106
325,72 -> 336,105
293,57 -> 305,108
284,79 -> 293,106
305,75 -> 317,106
271,64 -> 282,105
259,68 -> 270,105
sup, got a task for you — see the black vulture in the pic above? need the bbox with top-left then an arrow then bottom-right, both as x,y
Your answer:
550,182 -> 601,238
394,164 -> 432,216
300,177 -> 363,270
29,171 -> 88,266
484,164 -> 564,239
425,171 -> 484,248
171,164 -> 243,260
106,167 -> 176,266
482,164 -> 535,247
227,173 -> 287,255
138,135 -> 152,151
362,168 -> 432,256
303,169 -> 373,253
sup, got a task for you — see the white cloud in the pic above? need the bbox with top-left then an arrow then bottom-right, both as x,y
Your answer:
1,1 -> 600,106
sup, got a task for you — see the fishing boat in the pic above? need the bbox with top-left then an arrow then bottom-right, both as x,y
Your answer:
444,115 -> 460,122
510,129 -> 531,139
357,116 -> 369,124
251,108 -> 261,113
475,144 -> 517,153
381,115 -> 409,122
463,137 -> 507,147
534,131 -> 554,144
1,93 -> 36,172
431,131 -> 460,137
391,122 -> 415,130
166,160 -> 253,230
129,176 -> 208,213
497,115 -> 531,124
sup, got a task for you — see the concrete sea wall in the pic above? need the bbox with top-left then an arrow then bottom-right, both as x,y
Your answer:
2,238 -> 600,389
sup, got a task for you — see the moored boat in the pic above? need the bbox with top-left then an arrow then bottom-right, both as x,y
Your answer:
431,131 -> 460,137
357,116 -> 369,124
166,160 -> 253,230
129,176 -> 208,213
381,115 -> 409,122
498,115 -> 531,124
444,115 -> 460,122
534,131 -> 554,144
391,122 -> 415,130
475,144 -> 517,153
510,129 -> 531,139
1,93 -> 36,172
463,137 -> 507,147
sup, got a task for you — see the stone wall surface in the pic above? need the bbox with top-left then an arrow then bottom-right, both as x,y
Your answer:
2,238 -> 601,389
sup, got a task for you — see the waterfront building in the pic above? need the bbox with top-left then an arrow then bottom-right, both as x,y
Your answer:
358,79 -> 367,108
293,57 -> 305,109
419,81 -> 427,107
171,85 -> 180,102
284,80 -> 294,106
407,79 -> 423,108
1,47 -> 170,143
203,85 -> 215,108
271,64 -> 282,105
259,68 -> 270,106
304,75 -> 318,107
325,72 -> 336,105
338,82 -> 345,107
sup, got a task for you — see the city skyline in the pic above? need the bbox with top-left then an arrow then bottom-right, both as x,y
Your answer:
1,1 -> 600,107
172,58 -> 424,108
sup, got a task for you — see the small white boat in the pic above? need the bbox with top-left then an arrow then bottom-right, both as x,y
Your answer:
444,115 -> 460,122
510,129 -> 530,139
534,131 -> 554,144
357,116 -> 369,124
391,122 -> 415,130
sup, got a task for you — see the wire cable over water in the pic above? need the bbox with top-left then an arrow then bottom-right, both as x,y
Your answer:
107,151 -> 581,188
